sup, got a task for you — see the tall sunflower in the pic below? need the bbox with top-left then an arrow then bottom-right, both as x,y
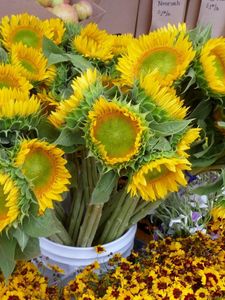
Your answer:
11,43 -> 49,82
199,38 -> 225,95
0,64 -> 32,96
48,68 -> 99,128
111,34 -> 134,56
73,23 -> 114,62
0,171 -> 20,232
128,156 -> 191,201
86,96 -> 147,167
176,128 -> 201,158
0,13 -> 53,50
117,24 -> 195,86
139,72 -> 188,120
14,139 -> 71,212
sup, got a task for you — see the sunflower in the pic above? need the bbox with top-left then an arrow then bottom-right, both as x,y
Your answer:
0,171 -> 20,233
139,72 -> 188,120
37,91 -> 58,115
43,18 -> 65,45
176,128 -> 201,157
127,156 -> 191,201
0,64 -> 32,96
87,96 -> 146,166
0,13 -> 53,50
73,23 -> 114,62
14,139 -> 71,212
117,24 -> 195,86
48,68 -> 99,128
199,38 -> 225,95
0,90 -> 40,119
11,43 -> 49,82
111,34 -> 134,56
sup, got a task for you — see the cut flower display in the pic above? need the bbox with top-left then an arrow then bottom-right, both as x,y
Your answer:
0,12 -> 225,280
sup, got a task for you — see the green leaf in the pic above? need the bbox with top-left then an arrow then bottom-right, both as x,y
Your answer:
37,117 -> 60,142
191,177 -> 223,195
42,36 -> 64,58
0,233 -> 16,278
189,100 -> 212,120
151,120 -> 192,136
47,53 -> 69,67
66,53 -> 94,71
152,137 -> 172,151
181,68 -> 196,94
91,171 -> 118,204
0,47 -> 8,63
13,228 -> 29,252
54,127 -> 84,147
23,209 -> 61,238
15,237 -> 40,260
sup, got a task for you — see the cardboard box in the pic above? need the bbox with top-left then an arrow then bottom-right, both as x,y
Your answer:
93,0 -> 139,35
135,0 -> 152,36
0,0 -> 105,26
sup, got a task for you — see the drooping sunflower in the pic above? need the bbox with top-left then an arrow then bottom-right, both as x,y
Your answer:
86,96 -> 147,167
0,13 -> 53,50
176,128 -> 201,158
0,171 -> 20,232
0,90 -> 41,119
0,64 -> 32,96
127,156 -> 191,201
37,90 -> 58,115
199,38 -> 225,95
48,68 -> 100,128
43,18 -> 65,45
139,72 -> 188,120
11,43 -> 49,82
73,23 -> 114,62
117,24 -> 195,86
13,139 -> 71,212
111,34 -> 134,56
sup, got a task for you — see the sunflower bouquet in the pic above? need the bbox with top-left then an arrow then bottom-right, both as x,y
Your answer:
0,12 -> 224,279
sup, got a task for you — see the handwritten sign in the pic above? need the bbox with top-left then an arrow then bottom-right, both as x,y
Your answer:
150,0 -> 187,31
197,0 -> 225,36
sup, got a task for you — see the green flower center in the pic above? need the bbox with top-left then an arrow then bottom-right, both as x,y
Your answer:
22,149 -> 53,188
13,29 -> 39,48
141,49 -> 177,76
214,56 -> 225,80
0,186 -> 8,220
145,165 -> 168,182
95,112 -> 138,159
0,81 -> 10,88
21,59 -> 36,73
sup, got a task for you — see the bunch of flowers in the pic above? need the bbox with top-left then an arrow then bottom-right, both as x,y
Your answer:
0,11 -> 225,278
62,228 -> 225,300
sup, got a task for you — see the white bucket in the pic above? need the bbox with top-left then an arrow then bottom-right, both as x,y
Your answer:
39,225 -> 137,278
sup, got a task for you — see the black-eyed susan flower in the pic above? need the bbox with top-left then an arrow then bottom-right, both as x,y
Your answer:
86,96 -> 147,168
139,72 -> 188,120
73,23 -> 114,62
0,64 -> 32,96
2,290 -> 26,300
117,24 -> 195,86
0,13 -> 53,50
127,156 -> 191,201
0,171 -> 20,233
95,245 -> 106,254
13,139 -> 71,212
211,201 -> 225,220
176,128 -> 201,158
43,18 -> 65,45
11,43 -> 49,82
48,68 -> 101,128
199,38 -> 225,95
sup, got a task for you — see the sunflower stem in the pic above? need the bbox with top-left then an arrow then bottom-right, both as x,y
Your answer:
113,195 -> 139,240
128,200 -> 162,228
98,188 -> 128,244
51,213 -> 73,246
72,198 -> 85,245
77,204 -> 103,247
68,186 -> 83,239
